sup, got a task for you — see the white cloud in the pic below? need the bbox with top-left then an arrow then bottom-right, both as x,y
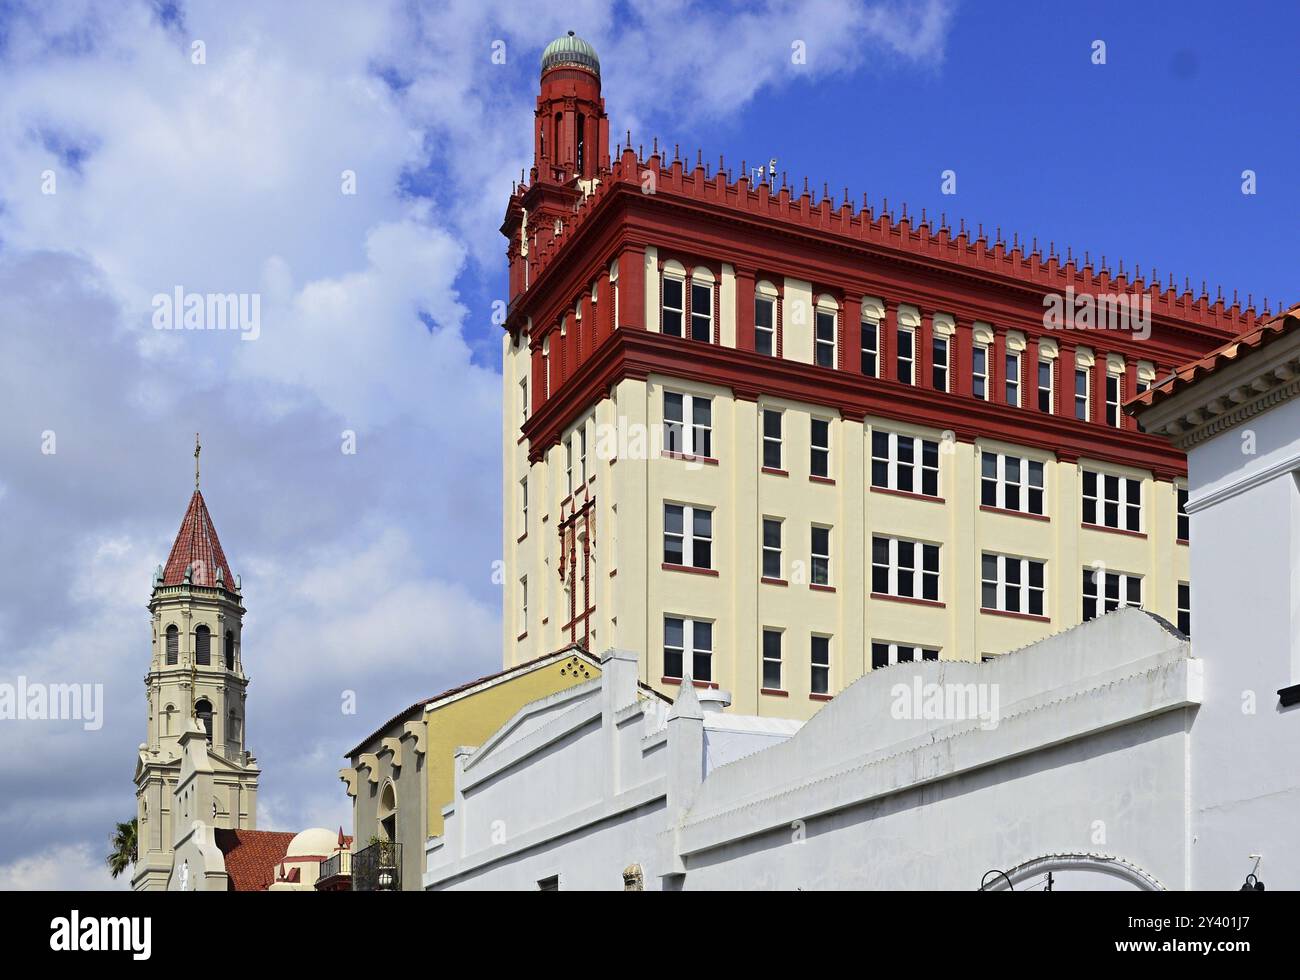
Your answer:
0,841 -> 127,891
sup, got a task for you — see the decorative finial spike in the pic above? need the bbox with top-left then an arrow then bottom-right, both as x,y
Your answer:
194,433 -> 201,490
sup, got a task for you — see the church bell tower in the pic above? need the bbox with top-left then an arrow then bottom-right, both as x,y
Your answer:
132,438 -> 260,891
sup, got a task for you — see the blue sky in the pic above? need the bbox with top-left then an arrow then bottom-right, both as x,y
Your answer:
0,0 -> 1293,888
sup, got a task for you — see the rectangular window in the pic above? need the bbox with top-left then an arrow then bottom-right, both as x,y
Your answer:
897,328 -> 915,385
762,409 -> 783,469
871,535 -> 940,601
980,451 -> 1045,515
932,335 -> 949,391
663,503 -> 713,569
871,642 -> 940,668
519,576 -> 528,633
871,430 -> 940,497
1082,567 -> 1142,621
565,435 -> 574,492
663,391 -> 712,458
578,426 -> 587,482
811,525 -> 832,586
810,635 -> 831,695
662,276 -> 684,337
1074,367 -> 1089,420
519,376 -> 529,425
1177,486 -> 1190,541
1005,351 -> 1021,406
755,296 -> 775,355
1106,372 -> 1122,427
981,553 -> 1046,616
810,418 -> 831,479
1178,582 -> 1191,636
972,345 -> 988,400
861,317 -> 879,377
1082,470 -> 1142,533
762,518 -> 783,580
663,615 -> 713,682
814,310 -> 836,368
762,628 -> 783,690
690,281 -> 712,341
1037,359 -> 1053,412
519,476 -> 528,532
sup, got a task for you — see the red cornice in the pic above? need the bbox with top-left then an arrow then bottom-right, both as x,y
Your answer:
521,328 -> 1190,478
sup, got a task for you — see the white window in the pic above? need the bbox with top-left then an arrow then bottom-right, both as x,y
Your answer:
1106,371 -> 1122,427
662,274 -> 684,336
972,345 -> 989,400
762,517 -> 783,580
1082,567 -> 1142,621
871,536 -> 940,601
932,335 -> 949,391
664,503 -> 713,569
519,476 -> 528,532
1178,582 -> 1190,636
762,628 -> 783,690
755,294 -> 776,355
663,615 -> 713,682
690,279 -> 713,342
1037,358 -> 1053,412
982,553 -> 1046,616
663,391 -> 712,458
519,376 -> 529,425
897,327 -> 915,385
980,452 -> 1045,515
811,525 -> 832,586
810,418 -> 831,479
871,430 -> 940,497
519,576 -> 528,633
1177,486 -> 1189,541
810,635 -> 831,695
565,435 -> 574,492
871,642 -> 939,669
1074,367 -> 1089,420
814,308 -> 836,368
578,426 -> 587,482
1005,351 -> 1021,406
861,316 -> 879,377
1082,470 -> 1142,532
762,409 -> 783,469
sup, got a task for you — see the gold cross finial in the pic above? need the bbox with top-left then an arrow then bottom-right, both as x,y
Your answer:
194,433 -> 201,490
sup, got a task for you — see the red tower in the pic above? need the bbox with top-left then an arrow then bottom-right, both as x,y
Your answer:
503,31 -> 610,304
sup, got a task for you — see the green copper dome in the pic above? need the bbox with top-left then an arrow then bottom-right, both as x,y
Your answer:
541,31 -> 600,77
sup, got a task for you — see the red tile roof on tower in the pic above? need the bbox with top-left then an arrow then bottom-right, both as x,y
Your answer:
1127,306 -> 1300,413
161,489 -> 236,590
213,829 -> 296,891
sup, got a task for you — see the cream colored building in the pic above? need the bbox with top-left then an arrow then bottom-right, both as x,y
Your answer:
502,272 -> 1193,720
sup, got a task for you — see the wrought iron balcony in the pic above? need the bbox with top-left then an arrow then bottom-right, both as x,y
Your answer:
352,840 -> 401,892
317,849 -> 351,889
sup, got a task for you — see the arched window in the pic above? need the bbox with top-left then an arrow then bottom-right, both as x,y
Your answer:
195,625 -> 210,666
165,625 -> 179,665
575,112 -> 586,174
661,261 -> 686,337
162,704 -> 175,736
378,783 -> 398,844
554,112 -> 563,164
224,631 -> 235,671
195,698 -> 213,743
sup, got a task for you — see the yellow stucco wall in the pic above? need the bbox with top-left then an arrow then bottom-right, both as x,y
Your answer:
424,653 -> 599,839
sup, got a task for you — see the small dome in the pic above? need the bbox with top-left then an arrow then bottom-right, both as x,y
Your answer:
541,31 -> 599,78
285,827 -> 338,858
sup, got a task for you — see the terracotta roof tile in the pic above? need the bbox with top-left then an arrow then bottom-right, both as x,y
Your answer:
213,829 -> 296,891
161,490 -> 236,591
1127,307 -> 1300,414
